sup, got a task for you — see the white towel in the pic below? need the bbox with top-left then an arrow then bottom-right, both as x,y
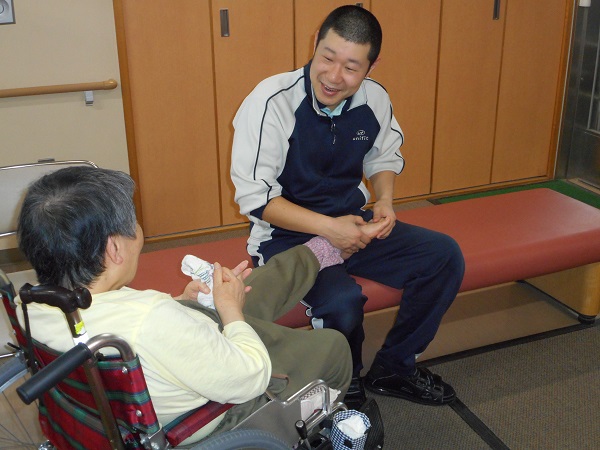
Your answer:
300,388 -> 340,420
181,255 -> 215,309
337,414 -> 368,439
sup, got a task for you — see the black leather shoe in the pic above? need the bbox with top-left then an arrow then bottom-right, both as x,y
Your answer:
343,376 -> 367,410
365,364 -> 456,406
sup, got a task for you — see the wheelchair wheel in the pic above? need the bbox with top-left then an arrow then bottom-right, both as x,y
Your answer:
192,429 -> 289,450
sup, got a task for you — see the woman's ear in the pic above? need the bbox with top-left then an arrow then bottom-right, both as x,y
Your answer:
105,236 -> 124,265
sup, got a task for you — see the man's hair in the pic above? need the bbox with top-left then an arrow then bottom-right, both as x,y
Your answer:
17,166 -> 137,289
316,5 -> 382,65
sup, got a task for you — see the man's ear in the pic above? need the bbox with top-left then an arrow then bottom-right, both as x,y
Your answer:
366,57 -> 381,77
105,236 -> 124,265
312,29 -> 320,54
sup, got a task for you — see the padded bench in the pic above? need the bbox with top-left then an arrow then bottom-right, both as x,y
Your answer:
131,188 -> 600,331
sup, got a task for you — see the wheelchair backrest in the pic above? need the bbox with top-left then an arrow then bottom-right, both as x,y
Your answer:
1,268 -> 27,349
1,273 -> 162,449
32,341 -> 164,450
0,159 -> 97,238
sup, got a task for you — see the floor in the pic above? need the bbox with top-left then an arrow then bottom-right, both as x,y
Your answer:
1,278 -> 582,449
0,193 -> 593,448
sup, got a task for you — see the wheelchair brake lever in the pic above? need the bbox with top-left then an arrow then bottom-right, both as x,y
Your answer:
296,419 -> 312,450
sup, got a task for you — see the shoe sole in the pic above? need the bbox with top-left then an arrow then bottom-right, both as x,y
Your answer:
365,383 -> 456,406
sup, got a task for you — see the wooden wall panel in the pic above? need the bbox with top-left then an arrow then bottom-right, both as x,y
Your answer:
372,0 -> 441,199
121,0 -> 220,237
492,0 -> 570,182
432,0 -> 506,193
212,0 -> 294,225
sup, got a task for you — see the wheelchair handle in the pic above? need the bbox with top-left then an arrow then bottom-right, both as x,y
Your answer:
19,283 -> 92,313
17,343 -> 92,404
0,269 -> 17,301
16,333 -> 136,405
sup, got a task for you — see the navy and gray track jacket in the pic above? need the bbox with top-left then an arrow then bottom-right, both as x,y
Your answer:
231,62 -> 405,264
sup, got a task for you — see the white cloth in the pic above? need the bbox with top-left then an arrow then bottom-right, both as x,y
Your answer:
337,414 -> 368,439
300,387 -> 341,420
181,254 -> 215,309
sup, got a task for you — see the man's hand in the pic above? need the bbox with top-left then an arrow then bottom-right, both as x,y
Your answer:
340,216 -> 393,259
372,200 -> 396,239
323,214 -> 370,254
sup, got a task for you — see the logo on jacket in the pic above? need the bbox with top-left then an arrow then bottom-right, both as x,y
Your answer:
353,129 -> 369,141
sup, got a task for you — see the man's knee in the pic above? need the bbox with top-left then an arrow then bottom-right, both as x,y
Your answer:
432,233 -> 465,276
311,288 -> 365,337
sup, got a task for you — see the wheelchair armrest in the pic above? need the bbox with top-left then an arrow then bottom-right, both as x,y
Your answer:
17,343 -> 92,404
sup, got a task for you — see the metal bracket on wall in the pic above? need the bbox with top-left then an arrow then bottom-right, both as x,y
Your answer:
0,0 -> 15,25
84,91 -> 94,106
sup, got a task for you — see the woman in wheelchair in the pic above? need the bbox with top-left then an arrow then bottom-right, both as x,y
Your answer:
15,166 -> 352,446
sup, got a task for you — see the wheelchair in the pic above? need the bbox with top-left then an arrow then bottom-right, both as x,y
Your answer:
1,270 -> 355,449
0,160 -> 384,449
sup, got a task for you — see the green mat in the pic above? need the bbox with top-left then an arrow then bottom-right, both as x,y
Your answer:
436,180 -> 600,209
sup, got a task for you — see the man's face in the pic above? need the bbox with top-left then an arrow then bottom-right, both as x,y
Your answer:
310,29 -> 376,110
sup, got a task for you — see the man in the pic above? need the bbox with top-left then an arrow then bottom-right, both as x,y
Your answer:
231,5 -> 465,408
16,166 -> 352,445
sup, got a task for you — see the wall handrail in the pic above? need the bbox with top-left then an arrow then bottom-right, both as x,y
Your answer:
0,78 -> 118,99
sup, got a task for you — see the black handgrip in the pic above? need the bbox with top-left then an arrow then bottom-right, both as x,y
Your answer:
19,283 -> 92,313
295,420 -> 308,439
17,343 -> 93,404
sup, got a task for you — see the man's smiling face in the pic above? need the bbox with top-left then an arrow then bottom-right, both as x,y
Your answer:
310,29 -> 376,110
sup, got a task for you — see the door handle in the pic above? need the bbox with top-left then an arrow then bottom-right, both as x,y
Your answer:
493,0 -> 501,20
220,8 -> 230,37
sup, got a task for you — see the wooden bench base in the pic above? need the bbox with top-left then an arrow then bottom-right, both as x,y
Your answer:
527,262 -> 600,323
360,280 -> 585,373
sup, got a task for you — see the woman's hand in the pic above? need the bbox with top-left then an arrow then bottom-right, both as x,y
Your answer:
212,262 -> 250,325
174,260 -> 253,300
173,280 -> 210,301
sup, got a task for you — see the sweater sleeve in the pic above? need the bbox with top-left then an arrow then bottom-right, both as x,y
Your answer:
135,299 -> 271,404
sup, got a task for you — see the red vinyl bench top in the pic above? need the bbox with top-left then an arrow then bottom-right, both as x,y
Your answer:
130,189 -> 600,328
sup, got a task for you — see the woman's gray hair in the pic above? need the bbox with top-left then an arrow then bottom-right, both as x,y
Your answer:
17,166 -> 137,289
